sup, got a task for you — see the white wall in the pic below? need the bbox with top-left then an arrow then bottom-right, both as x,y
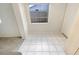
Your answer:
0,4 -> 20,37
61,4 -> 79,38
64,8 -> 79,54
26,3 -> 66,34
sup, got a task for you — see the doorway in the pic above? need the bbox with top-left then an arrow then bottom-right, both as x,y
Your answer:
18,3 -> 66,55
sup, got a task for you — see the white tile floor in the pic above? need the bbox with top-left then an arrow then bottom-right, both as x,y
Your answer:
18,33 -> 66,55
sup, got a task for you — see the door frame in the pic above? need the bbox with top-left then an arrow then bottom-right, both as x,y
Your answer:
12,3 -> 28,39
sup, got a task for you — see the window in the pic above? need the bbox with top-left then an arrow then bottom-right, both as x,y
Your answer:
29,3 -> 49,23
